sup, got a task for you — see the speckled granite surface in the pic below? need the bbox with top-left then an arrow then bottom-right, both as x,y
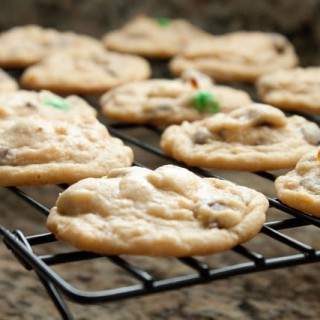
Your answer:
0,1 -> 320,319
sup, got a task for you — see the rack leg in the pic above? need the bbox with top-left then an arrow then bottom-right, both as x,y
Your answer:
36,272 -> 74,320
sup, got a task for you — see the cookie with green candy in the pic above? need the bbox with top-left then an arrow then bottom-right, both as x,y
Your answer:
102,15 -> 211,58
100,70 -> 251,126
0,90 -> 97,123
0,116 -> 133,186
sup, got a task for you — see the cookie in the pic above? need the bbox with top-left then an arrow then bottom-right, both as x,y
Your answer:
0,24 -> 104,68
257,67 -> 320,113
102,15 -> 210,58
47,164 -> 268,256
160,103 -> 320,171
169,31 -> 298,82
21,50 -> 151,94
100,70 -> 252,125
0,117 -> 133,186
0,90 -> 97,121
275,150 -> 320,217
0,69 -> 19,92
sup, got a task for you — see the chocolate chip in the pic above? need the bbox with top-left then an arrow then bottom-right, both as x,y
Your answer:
254,120 -> 274,128
207,201 -> 227,211
193,127 -> 211,144
25,102 -> 37,109
193,201 -> 227,229
0,148 -> 10,159
272,35 -> 286,54
145,105 -> 174,119
208,222 -> 219,229
103,66 -> 118,77
0,148 -> 13,165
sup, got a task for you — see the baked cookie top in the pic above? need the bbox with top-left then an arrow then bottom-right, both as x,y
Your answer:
275,150 -> 320,217
0,69 -> 19,92
102,15 -> 210,58
0,25 -> 104,68
47,165 -> 268,256
100,70 -> 252,125
160,103 -> 320,171
257,67 -> 320,113
21,50 -> 151,94
0,117 -> 133,186
169,31 -> 298,82
0,90 -> 97,121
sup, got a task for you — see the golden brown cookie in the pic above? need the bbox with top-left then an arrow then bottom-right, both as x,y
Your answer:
21,50 -> 151,94
100,70 -> 252,125
0,117 -> 133,186
0,69 -> 19,92
47,165 -> 269,256
160,103 -> 320,171
257,67 -> 320,113
170,31 -> 298,82
0,25 -> 104,68
0,90 -> 97,121
275,149 -> 320,217
102,15 -> 210,58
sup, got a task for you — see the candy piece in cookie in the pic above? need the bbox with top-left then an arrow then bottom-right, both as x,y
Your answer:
170,31 -> 298,82
191,90 -> 220,114
160,103 -> 320,171
257,67 -> 320,114
0,90 -> 97,121
102,15 -> 211,58
0,25 -> 104,68
0,69 -> 19,92
21,50 -> 151,94
100,70 -> 252,125
47,165 -> 268,256
0,117 -> 133,186
275,149 -> 320,217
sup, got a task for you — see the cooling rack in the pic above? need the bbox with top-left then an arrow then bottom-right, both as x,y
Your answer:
1,66 -> 320,320
1,120 -> 320,320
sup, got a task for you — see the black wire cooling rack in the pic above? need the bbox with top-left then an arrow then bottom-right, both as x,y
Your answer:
1,64 -> 320,319
1,120 -> 320,320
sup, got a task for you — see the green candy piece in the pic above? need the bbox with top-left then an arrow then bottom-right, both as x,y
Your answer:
156,18 -> 171,27
191,91 -> 220,114
44,97 -> 71,111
